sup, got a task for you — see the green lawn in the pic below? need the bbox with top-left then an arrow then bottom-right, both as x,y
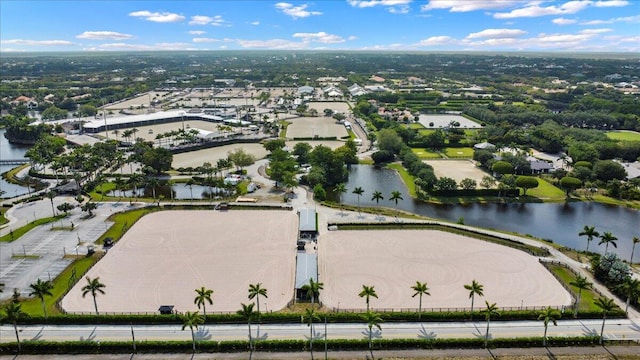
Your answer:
547,263 -> 600,313
443,147 -> 474,158
606,130 -> 640,141
418,129 -> 436,135
406,123 -> 425,130
387,163 -> 416,197
18,256 -> 100,316
526,177 -> 566,201
411,148 -> 442,159
0,215 -> 66,242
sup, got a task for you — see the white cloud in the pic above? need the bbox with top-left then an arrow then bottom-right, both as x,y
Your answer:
76,31 -> 133,40
348,0 -> 412,7
534,32 -> 594,44
237,38 -> 308,49
88,42 -> 195,51
210,16 -> 228,27
251,21 -> 260,26
552,17 -> 578,25
594,0 -> 629,7
421,0 -> 521,12
466,28 -> 527,39
418,35 -> 455,45
1,39 -> 74,46
192,37 -> 234,43
348,35 -> 359,41
292,32 -> 345,43
579,28 -> 613,34
275,3 -> 322,18
581,14 -> 640,25
188,30 -> 206,35
129,10 -> 185,23
189,15 -> 213,25
493,1 -> 592,19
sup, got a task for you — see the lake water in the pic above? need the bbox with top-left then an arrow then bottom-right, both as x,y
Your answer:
0,128 -> 32,197
340,165 -> 639,258
108,183 -> 233,200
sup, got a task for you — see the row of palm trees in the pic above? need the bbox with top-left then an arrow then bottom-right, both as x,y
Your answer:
579,225 -> 639,260
334,183 -> 404,217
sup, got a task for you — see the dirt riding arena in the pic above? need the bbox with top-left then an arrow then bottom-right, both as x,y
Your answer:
61,210 -> 298,314
426,160 -> 491,184
286,116 -> 349,139
319,230 -> 572,311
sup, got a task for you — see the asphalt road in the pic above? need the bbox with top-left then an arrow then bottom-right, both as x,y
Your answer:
2,319 -> 640,344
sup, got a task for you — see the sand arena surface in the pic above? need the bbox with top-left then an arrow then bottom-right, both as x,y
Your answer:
319,230 -> 572,310
61,210 -> 298,314
286,116 -> 349,139
426,160 -> 490,184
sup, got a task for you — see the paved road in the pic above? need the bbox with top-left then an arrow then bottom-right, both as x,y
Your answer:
2,319 -> 640,344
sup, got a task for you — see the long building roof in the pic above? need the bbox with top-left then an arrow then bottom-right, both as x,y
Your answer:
82,110 -> 223,130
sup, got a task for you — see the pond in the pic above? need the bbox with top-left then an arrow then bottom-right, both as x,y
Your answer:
0,128 -> 33,198
107,183 -> 233,200
339,165 -> 639,258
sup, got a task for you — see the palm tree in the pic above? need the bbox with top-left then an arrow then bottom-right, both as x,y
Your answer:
620,278 -> 640,315
186,178 -> 196,202
538,307 -> 561,347
371,190 -> 384,219
578,225 -> 599,252
28,279 -> 54,319
3,301 -> 25,351
359,285 -> 378,312
630,236 -> 640,264
389,190 -> 403,220
248,283 -> 268,317
569,275 -> 592,318
303,307 -> 321,360
81,277 -> 106,315
599,232 -> 618,253
181,311 -> 204,352
352,186 -> 364,216
46,191 -> 56,217
237,303 -> 256,353
411,281 -> 430,319
482,301 -> 499,348
194,286 -> 214,318
334,183 -> 347,215
301,278 -> 324,304
464,279 -> 484,320
363,311 -> 383,360
594,297 -> 616,345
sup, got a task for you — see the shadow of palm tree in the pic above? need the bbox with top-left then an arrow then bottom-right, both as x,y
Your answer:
195,326 -> 212,341
545,346 -> 558,360
80,326 -> 97,342
254,331 -> 269,341
304,329 -> 325,342
361,328 -> 382,340
580,322 -> 599,337
418,324 -> 437,340
30,326 -> 44,341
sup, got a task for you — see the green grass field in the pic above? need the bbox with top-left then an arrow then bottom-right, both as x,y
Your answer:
443,147 -> 474,158
525,177 -> 566,201
547,263 -> 601,313
387,163 -> 416,197
411,148 -> 442,159
606,130 -> 640,141
406,123 -> 425,130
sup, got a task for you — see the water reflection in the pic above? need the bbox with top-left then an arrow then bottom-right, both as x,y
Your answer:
108,183 -> 233,200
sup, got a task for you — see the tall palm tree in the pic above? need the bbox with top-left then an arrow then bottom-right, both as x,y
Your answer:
538,307 -> 561,347
464,280 -> 484,320
46,191 -> 56,217
3,301 -> 25,351
630,236 -> 640,264
594,297 -> 616,345
411,281 -> 430,319
620,278 -> 640,315
371,190 -> 384,219
359,285 -> 378,312
578,225 -> 599,252
389,190 -> 403,220
363,311 -> 383,360
186,178 -> 196,202
194,286 -> 214,318
248,283 -> 268,317
301,278 -> 324,304
237,303 -> 256,353
334,183 -> 347,215
81,277 -> 106,315
181,311 -> 204,352
599,232 -> 618,253
352,186 -> 364,216
28,279 -> 54,319
482,301 -> 499,348
569,275 -> 592,318
303,307 -> 320,360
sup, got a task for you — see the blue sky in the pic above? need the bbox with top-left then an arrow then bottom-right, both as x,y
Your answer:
1,1 -> 638,52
